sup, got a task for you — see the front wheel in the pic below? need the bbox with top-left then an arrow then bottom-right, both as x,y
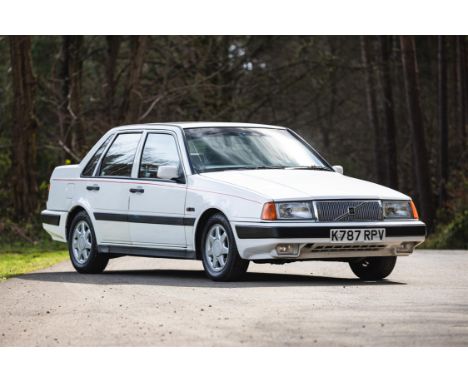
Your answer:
349,256 -> 397,281
201,213 -> 249,281
68,211 -> 108,274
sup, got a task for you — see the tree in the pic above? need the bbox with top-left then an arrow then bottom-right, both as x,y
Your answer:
455,36 -> 467,152
378,36 -> 398,189
120,36 -> 148,124
60,36 -> 84,156
8,36 -> 38,219
360,36 -> 386,184
437,36 -> 448,206
105,36 -> 121,125
400,36 -> 434,227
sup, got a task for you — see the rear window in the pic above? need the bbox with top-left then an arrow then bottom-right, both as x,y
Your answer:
82,135 -> 113,177
99,133 -> 142,177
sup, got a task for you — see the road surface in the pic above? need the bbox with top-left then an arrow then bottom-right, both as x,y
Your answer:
1,250 -> 467,346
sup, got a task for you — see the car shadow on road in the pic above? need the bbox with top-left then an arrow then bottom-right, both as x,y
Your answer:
16,269 -> 405,288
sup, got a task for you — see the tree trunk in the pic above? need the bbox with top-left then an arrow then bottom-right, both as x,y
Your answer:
437,36 -> 449,207
106,36 -> 121,125
324,36 -> 337,150
61,36 -> 84,156
378,36 -> 398,189
120,36 -> 148,124
400,36 -> 434,227
455,36 -> 467,152
360,36 -> 386,185
8,36 -> 38,220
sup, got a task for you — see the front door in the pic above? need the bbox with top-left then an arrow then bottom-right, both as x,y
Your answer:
128,132 -> 188,248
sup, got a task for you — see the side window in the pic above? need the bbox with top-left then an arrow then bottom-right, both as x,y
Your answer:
139,133 -> 181,179
99,133 -> 141,177
82,135 -> 113,177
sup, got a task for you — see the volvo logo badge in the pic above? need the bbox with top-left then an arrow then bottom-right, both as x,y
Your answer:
348,207 -> 356,215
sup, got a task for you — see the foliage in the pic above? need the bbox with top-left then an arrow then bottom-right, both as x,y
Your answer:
423,210 -> 468,249
0,246 -> 67,281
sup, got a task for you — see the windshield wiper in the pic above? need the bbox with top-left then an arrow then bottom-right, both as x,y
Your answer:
198,165 -> 281,173
252,165 -> 286,170
286,165 -> 332,171
220,165 -> 286,171
200,165 -> 330,173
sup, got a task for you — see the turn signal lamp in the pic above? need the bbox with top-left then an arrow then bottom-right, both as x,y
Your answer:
261,202 -> 277,220
410,200 -> 419,220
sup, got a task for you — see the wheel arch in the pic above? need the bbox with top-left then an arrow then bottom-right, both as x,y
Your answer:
194,208 -> 227,260
65,205 -> 90,240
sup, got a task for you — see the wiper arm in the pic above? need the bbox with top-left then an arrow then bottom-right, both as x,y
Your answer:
223,165 -> 286,171
287,165 -> 332,171
252,165 -> 286,169
200,165 -> 283,173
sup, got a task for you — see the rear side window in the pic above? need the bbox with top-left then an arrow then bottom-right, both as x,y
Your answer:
99,133 -> 142,177
82,135 -> 113,177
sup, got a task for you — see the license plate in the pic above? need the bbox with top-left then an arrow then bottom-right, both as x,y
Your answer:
330,228 -> 386,243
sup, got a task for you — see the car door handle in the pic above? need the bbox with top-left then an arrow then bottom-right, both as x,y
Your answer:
86,185 -> 100,191
129,188 -> 144,194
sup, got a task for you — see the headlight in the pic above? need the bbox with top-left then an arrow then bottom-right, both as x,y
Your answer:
383,200 -> 413,219
277,202 -> 314,220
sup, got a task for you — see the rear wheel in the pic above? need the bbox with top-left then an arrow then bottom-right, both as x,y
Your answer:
68,211 -> 108,273
201,213 -> 249,281
349,256 -> 397,281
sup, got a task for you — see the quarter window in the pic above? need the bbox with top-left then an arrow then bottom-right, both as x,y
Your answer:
99,133 -> 142,177
82,135 -> 113,177
139,133 -> 181,179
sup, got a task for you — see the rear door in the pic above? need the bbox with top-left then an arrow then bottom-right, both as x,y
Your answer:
86,132 -> 143,244
128,131 -> 188,248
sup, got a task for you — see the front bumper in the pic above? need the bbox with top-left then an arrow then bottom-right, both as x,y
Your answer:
232,220 -> 426,260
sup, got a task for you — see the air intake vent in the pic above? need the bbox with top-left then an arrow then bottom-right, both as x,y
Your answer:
308,243 -> 387,253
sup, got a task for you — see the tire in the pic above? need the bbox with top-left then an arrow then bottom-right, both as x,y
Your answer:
200,213 -> 249,281
68,211 -> 108,274
349,256 -> 397,281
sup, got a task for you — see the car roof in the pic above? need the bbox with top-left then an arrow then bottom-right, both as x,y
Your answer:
111,122 -> 287,131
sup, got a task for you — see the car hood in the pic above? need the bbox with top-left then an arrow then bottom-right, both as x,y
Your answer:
200,169 -> 409,201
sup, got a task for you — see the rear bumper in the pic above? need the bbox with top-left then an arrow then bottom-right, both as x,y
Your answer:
232,221 -> 426,261
41,210 -> 68,242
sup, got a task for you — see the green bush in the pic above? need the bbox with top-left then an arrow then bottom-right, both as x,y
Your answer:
423,210 -> 468,249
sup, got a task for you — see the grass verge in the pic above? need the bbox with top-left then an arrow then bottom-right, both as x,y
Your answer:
0,241 -> 68,281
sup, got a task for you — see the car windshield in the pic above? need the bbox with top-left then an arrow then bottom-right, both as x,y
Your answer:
184,127 -> 330,173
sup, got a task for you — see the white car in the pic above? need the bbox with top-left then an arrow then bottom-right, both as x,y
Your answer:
42,122 -> 426,281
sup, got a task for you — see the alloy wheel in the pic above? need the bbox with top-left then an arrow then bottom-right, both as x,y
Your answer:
205,224 -> 229,272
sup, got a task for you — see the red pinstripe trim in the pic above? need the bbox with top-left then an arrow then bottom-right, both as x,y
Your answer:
52,178 -> 263,204
53,178 -> 184,189
188,188 -> 263,205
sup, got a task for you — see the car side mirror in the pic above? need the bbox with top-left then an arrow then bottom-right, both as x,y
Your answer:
158,165 -> 179,180
332,165 -> 343,175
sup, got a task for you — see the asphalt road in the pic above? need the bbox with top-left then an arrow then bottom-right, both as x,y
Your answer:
1,250 -> 467,346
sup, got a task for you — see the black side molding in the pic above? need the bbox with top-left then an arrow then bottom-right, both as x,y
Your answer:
235,224 -> 427,239
41,212 -> 61,226
98,245 -> 196,260
94,212 -> 195,226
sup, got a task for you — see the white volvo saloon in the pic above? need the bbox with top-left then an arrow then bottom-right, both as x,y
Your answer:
42,123 -> 426,281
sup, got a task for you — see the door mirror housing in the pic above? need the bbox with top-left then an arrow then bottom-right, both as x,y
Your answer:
158,165 -> 179,180
332,165 -> 344,175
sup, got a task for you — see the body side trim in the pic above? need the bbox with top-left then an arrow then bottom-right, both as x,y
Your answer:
41,212 -> 61,226
94,212 -> 196,226
98,245 -> 196,259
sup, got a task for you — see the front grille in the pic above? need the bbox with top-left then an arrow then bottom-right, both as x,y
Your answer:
308,243 -> 386,253
315,200 -> 383,222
